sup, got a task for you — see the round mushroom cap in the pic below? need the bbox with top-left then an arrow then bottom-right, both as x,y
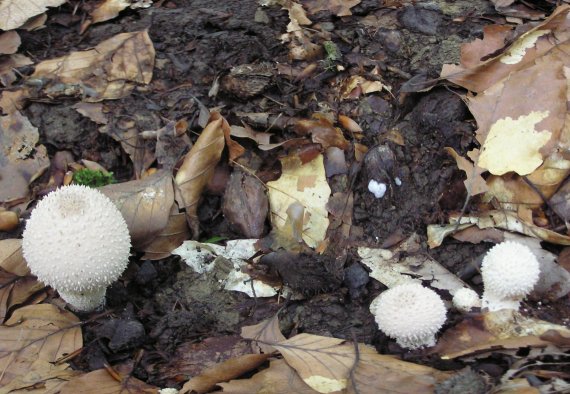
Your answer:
372,283 -> 447,349
481,241 -> 540,300
22,185 -> 131,294
452,288 -> 481,312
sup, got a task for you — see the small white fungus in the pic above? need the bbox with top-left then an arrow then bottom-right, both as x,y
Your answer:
481,241 -> 540,311
452,288 -> 481,312
371,282 -> 447,349
22,185 -> 131,312
394,177 -> 402,186
368,180 -> 387,198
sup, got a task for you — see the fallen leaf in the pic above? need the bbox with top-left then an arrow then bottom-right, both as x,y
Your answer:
180,353 -> 270,394
241,314 -> 287,354
303,0 -> 361,17
219,359 -> 318,394
0,304 -> 82,389
141,208 -> 189,260
0,273 -> 44,323
175,116 -> 225,237
0,359 -> 80,394
0,0 -> 66,30
230,124 -> 272,146
0,239 -> 28,276
434,309 -> 570,359
0,111 -> 50,203
0,31 -> 20,55
72,102 -> 108,124
273,333 -> 450,393
340,75 -> 386,100
153,119 -> 192,169
59,367 -> 157,394
295,118 -> 350,150
99,170 -> 175,249
89,0 -> 131,25
445,147 -> 487,196
0,53 -> 33,87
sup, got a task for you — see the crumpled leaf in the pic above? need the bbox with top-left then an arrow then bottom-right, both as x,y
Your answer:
141,206 -> 189,260
175,115 -> 225,237
0,304 -> 82,389
99,170 -> 175,249
0,31 -> 21,55
179,353 -> 271,394
219,359 -> 318,394
273,333 -> 450,393
0,239 -> 28,276
358,233 -> 468,294
0,271 -> 44,323
0,0 -> 66,30
267,154 -> 331,249
434,309 -> 570,359
295,118 -> 350,150
445,147 -> 487,196
241,314 -> 287,354
59,367 -> 157,394
0,111 -> 50,203
0,359 -> 80,394
88,0 -> 131,25
0,53 -> 33,87
303,0 -> 361,17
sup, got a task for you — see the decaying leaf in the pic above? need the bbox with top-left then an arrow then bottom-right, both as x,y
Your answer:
0,111 -> 50,203
72,102 -> 108,125
241,314 -> 287,354
358,233 -> 468,294
0,359 -> 80,394
219,359 -> 318,394
0,31 -> 21,55
180,353 -> 271,394
0,273 -> 44,323
340,75 -> 386,100
0,304 -> 82,389
295,118 -> 350,150
175,115 -> 225,237
59,367 -> 157,394
89,0 -> 131,25
0,0 -> 66,30
267,154 -> 331,248
141,206 -> 189,260
445,147 -> 487,196
99,170 -> 175,249
0,239 -> 28,276
153,118 -> 192,169
434,309 -> 570,359
0,53 -> 33,87
273,333 -> 450,393
303,0 -> 361,17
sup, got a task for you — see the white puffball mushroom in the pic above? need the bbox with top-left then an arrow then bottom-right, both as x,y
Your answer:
368,180 -> 387,198
372,283 -> 447,349
452,288 -> 481,312
481,241 -> 540,312
22,185 -> 131,312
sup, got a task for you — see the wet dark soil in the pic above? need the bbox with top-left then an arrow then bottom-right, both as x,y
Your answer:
10,0 -> 570,390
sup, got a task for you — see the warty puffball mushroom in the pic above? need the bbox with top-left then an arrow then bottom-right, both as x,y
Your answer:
452,288 -> 481,312
481,241 -> 540,312
371,282 -> 447,349
22,185 -> 131,312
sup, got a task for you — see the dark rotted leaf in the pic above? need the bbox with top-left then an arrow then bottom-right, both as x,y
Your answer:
222,169 -> 268,238
294,118 -> 349,150
221,62 -> 274,99
155,119 -> 192,169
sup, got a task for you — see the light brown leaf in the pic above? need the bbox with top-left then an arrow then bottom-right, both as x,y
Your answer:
141,208 -> 189,260
90,0 -> 131,24
241,314 -> 287,354
180,353 -> 270,394
0,274 -> 44,323
0,304 -> 82,388
100,170 -> 175,250
445,147 -> 488,196
0,0 -> 66,30
295,118 -> 349,150
0,359 -> 80,394
72,103 -> 108,124
0,111 -> 50,203
273,333 -> 450,394
0,31 -> 20,55
59,368 -> 157,394
29,30 -> 155,101
219,359 -> 319,394
434,309 -> 570,359
0,239 -> 28,276
0,53 -> 33,87
175,116 -> 225,237
303,0 -> 362,17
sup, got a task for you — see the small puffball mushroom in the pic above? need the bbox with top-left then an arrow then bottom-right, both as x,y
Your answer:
22,185 -> 131,312
452,288 -> 481,312
481,241 -> 540,312
371,282 -> 447,349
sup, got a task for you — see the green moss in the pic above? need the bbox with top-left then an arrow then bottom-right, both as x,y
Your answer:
73,168 -> 115,187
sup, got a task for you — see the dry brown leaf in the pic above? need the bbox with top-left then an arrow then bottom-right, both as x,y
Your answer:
0,304 -> 82,388
153,119 -> 192,169
89,0 -> 131,24
0,88 -> 30,114
175,116 -> 225,237
303,0 -> 361,17
273,333 -> 450,393
72,102 -> 108,124
0,53 -> 33,87
0,239 -> 28,276
295,118 -> 349,150
0,31 -> 20,55
0,111 -> 50,203
230,124 -> 272,146
30,30 -> 155,101
0,273 -> 44,323
213,111 -> 245,161
59,367 -> 157,394
0,0 -> 66,30
100,170 -> 175,250
219,359 -> 319,394
241,314 -> 287,354
434,309 -> 570,359
180,353 -> 270,394
445,147 -> 488,196
141,208 -> 189,260
459,25 -> 514,69
0,359 -> 80,394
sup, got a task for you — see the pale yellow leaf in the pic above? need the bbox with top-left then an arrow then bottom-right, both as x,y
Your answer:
0,0 -> 66,30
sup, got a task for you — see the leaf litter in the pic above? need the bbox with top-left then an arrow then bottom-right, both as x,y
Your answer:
0,0 -> 570,392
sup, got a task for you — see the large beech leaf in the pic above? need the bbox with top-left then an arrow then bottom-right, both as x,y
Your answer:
175,115 -> 225,237
59,367 -> 157,394
0,304 -> 82,388
0,239 -> 28,276
0,0 -> 66,30
241,314 -> 287,354
100,170 -> 175,249
141,208 -> 189,260
272,333 -> 450,393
